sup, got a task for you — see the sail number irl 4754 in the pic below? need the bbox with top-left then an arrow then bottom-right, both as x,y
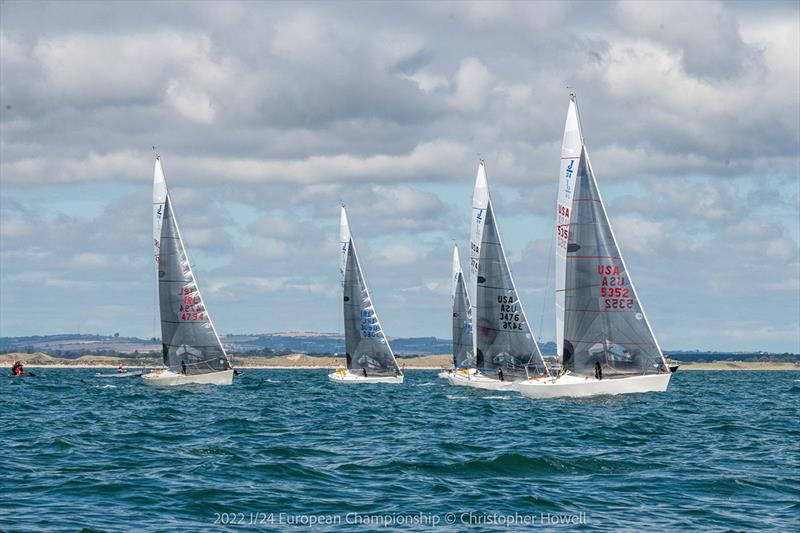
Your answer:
178,287 -> 205,321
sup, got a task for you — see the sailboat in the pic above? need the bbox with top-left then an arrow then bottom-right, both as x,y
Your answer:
328,206 -> 403,384
142,155 -> 235,386
439,245 -> 474,379
517,95 -> 671,398
447,162 -> 550,390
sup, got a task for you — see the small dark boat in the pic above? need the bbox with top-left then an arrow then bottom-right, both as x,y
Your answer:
669,365 -> 680,373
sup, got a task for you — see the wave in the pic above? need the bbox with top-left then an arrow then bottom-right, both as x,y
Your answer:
2,367 -> 798,532
482,395 -> 514,400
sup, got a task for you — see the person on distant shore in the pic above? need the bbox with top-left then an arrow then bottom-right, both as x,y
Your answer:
181,359 -> 187,375
497,368 -> 504,381
362,367 -> 367,378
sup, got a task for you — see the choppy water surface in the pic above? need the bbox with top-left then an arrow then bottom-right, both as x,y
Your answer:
2,370 -> 799,531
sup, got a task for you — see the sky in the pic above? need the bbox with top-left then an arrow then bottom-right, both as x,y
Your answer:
1,0 -> 798,352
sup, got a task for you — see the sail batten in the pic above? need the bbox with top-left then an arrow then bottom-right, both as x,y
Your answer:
341,207 -> 401,375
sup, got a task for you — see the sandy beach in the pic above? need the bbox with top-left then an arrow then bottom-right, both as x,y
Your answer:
676,361 -> 800,371
2,352 -> 797,371
0,352 -> 452,370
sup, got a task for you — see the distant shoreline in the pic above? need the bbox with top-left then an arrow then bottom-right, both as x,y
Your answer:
2,352 -> 798,372
15,365 -> 448,370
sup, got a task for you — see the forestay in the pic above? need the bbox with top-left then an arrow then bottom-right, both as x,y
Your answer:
340,207 -> 401,375
559,96 -> 667,377
451,245 -> 473,368
470,162 -> 546,377
155,161 -> 231,376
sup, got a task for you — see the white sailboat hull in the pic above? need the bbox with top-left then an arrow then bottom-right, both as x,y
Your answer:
142,368 -> 234,387
516,372 -> 671,399
95,371 -> 144,379
328,370 -> 404,384
437,370 -> 451,379
445,368 -> 516,390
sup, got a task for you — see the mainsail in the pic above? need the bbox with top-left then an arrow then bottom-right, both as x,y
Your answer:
451,245 -> 473,368
469,162 -> 546,377
557,96 -> 668,377
153,157 -> 231,376
340,207 -> 401,375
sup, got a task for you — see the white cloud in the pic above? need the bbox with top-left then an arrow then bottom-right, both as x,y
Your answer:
165,79 -> 216,124
447,58 -> 493,112
399,68 -> 449,94
611,216 -> 667,256
425,1 -> 567,33
0,141 -> 472,186
378,244 -> 421,266
616,0 -> 754,78
70,252 -> 112,269
1,150 -> 144,184
271,11 -> 343,66
1,1 -> 797,350
32,32 -> 227,107
176,140 -> 470,185
0,32 -> 27,64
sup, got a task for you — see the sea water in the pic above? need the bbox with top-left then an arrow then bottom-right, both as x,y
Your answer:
1,369 -> 798,531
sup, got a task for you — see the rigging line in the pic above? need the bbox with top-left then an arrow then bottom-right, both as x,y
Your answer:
153,270 -> 158,342
152,244 -> 158,343
538,229 -> 556,343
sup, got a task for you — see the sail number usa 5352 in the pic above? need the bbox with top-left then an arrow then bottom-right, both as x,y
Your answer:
597,265 -> 633,310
